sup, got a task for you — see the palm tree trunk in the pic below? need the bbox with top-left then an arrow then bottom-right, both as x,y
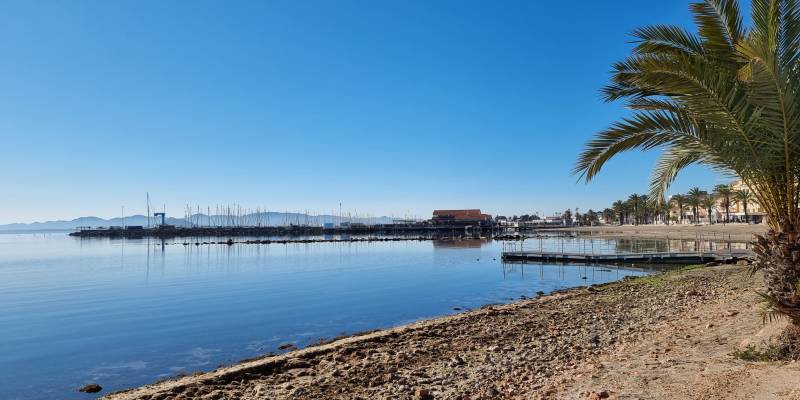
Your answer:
744,202 -> 749,223
754,228 -> 800,327
725,202 -> 730,224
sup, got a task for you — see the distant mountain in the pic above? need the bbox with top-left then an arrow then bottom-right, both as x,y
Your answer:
0,212 -> 394,231
0,215 -> 185,231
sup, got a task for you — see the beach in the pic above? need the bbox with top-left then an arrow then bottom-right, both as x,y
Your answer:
556,223 -> 768,243
102,263 -> 800,400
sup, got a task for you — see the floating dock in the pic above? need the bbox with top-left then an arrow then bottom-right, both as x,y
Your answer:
501,250 -> 753,265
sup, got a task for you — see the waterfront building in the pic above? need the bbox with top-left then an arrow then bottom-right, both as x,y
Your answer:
431,209 -> 493,227
544,216 -> 566,225
724,180 -> 766,224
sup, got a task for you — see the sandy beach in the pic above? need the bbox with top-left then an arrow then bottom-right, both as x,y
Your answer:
554,223 -> 768,243
101,263 -> 800,400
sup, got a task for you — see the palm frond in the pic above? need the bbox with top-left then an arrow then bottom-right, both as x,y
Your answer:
690,0 -> 743,60
648,147 -> 705,201
632,25 -> 705,56
755,291 -> 789,324
574,111 -> 691,181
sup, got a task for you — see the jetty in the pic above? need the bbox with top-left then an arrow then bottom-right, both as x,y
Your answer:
501,249 -> 753,265
68,224 -> 558,239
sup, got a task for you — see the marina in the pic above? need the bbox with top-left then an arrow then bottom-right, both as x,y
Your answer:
69,208 -> 514,239
68,224 -> 508,239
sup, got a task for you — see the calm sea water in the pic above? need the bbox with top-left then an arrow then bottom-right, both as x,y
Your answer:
0,232 -> 651,400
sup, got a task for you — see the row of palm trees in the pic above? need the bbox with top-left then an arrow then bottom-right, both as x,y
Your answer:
603,184 -> 755,226
670,185 -> 755,224
606,194 -> 669,226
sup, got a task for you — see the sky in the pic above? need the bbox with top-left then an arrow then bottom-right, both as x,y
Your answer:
0,0 -> 739,224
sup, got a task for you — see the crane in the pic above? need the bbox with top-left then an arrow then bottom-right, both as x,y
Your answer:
154,212 -> 166,226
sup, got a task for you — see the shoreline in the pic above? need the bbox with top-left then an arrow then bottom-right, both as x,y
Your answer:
554,223 -> 767,243
102,263 -> 800,399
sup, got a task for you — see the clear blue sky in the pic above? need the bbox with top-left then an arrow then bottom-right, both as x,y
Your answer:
0,0 -> 734,224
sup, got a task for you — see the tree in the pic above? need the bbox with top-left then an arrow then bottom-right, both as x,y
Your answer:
701,196 -> 717,224
735,189 -> 754,223
586,209 -> 599,226
650,197 -> 671,225
574,0 -> 800,334
602,208 -> 615,225
670,194 -> 687,224
714,184 -> 733,223
638,194 -> 650,224
658,199 -> 672,225
687,187 -> 707,224
627,194 -> 641,225
562,209 -> 572,226
612,201 -> 626,225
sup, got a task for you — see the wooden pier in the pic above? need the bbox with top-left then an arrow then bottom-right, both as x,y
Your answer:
501,250 -> 753,265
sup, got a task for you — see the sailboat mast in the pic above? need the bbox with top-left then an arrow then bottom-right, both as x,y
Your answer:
146,192 -> 151,229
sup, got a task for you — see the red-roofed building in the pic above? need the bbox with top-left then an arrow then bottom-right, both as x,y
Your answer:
431,209 -> 493,226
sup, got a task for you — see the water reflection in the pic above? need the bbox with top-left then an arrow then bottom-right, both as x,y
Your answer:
432,238 -> 487,249
501,234 -> 750,255
0,233 -> 650,400
500,261 -> 657,283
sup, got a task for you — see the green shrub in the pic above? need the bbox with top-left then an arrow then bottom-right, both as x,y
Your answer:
731,344 -> 792,362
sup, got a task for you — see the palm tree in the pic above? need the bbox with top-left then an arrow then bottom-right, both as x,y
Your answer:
701,196 -> 717,224
574,1 -> 800,331
586,209 -> 599,226
655,197 -> 671,225
622,201 -> 633,225
628,194 -> 641,225
602,208 -> 615,225
670,194 -> 687,224
714,184 -> 733,223
612,200 -> 626,225
687,187 -> 706,224
735,189 -> 754,224
638,194 -> 650,224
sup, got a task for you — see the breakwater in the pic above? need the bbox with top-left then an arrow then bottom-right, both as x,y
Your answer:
69,224 -> 537,239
